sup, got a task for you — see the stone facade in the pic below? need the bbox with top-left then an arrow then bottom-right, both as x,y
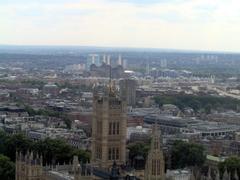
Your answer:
15,151 -> 44,180
15,153 -> 94,180
145,123 -> 165,180
91,85 -> 127,169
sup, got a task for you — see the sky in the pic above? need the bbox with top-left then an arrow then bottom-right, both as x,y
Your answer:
1,0 -> 240,52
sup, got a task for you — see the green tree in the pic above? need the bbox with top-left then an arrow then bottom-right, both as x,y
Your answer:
24,105 -> 37,116
128,142 -> 150,166
4,133 -> 33,161
63,117 -> 72,129
33,138 -> 90,165
154,95 -> 240,113
73,149 -> 91,163
0,131 -> 8,155
33,138 -> 73,165
0,154 -> 15,180
171,141 -> 205,169
0,131 -> 90,171
204,104 -> 212,114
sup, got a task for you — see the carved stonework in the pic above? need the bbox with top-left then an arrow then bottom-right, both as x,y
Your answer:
15,151 -> 44,180
144,122 -> 165,180
91,85 -> 127,169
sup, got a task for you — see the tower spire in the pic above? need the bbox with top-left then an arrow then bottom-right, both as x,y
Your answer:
108,57 -> 115,95
144,119 -> 165,180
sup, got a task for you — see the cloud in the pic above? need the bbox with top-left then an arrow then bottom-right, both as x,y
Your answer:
0,0 -> 240,52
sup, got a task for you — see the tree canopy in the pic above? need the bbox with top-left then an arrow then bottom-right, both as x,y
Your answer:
0,154 -> 15,180
171,140 -> 206,169
0,131 -> 90,165
128,142 -> 150,160
127,142 -> 150,167
23,105 -> 72,129
154,94 -> 240,113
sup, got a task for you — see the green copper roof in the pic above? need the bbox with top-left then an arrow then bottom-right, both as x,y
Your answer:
206,155 -> 226,162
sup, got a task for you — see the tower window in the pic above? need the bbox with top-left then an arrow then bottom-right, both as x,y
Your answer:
152,160 -> 156,175
157,160 -> 160,175
113,123 -> 116,135
116,148 -> 119,160
109,123 -> 112,135
108,147 -> 119,160
100,122 -> 102,134
99,147 -> 102,159
96,146 -> 98,159
154,141 -> 159,149
116,122 -> 119,134
112,148 -> 115,160
97,121 -> 102,134
96,146 -> 102,159
108,148 -> 112,160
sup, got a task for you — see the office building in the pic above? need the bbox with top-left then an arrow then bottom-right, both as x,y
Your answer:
119,78 -> 137,107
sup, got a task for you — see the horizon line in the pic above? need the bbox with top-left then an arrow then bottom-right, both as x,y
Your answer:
0,44 -> 240,54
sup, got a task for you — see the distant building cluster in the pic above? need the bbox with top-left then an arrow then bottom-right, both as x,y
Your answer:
1,49 -> 240,179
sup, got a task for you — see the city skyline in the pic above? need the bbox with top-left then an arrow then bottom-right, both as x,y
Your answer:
1,0 -> 240,52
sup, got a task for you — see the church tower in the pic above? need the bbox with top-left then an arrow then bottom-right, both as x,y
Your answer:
91,84 -> 127,169
144,122 -> 165,180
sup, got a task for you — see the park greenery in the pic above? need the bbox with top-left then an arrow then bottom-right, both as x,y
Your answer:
24,105 -> 61,117
171,140 -> 206,169
154,94 -> 240,113
0,131 -> 90,179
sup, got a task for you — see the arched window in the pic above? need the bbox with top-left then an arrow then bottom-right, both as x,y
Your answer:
116,122 -> 119,134
108,148 -> 112,160
113,123 -> 116,135
109,122 -> 112,135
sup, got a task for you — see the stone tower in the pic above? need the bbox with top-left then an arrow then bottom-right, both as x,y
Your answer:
15,151 -> 44,180
145,122 -> 165,180
91,84 -> 127,169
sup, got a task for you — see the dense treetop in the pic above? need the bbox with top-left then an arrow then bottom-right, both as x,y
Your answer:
154,94 -> 240,113
0,131 -> 90,165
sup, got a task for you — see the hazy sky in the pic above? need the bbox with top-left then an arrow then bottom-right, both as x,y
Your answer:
1,0 -> 240,52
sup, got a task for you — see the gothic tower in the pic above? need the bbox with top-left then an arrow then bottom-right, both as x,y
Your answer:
91,84 -> 127,169
144,122 -> 165,180
15,151 -> 44,180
